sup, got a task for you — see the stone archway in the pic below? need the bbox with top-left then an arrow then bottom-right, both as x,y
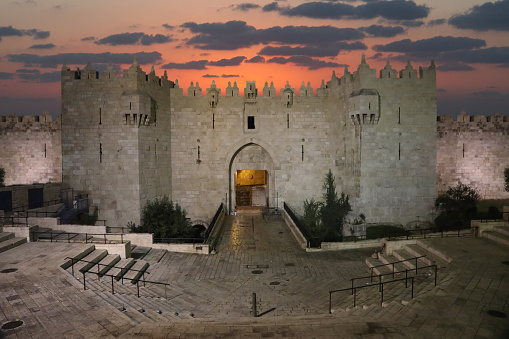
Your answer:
228,143 -> 275,214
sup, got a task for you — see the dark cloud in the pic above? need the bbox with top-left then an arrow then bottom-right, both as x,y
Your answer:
95,32 -> 172,46
181,21 -> 364,50
202,74 -> 219,78
427,19 -> 446,26
0,72 -> 14,79
208,56 -> 246,66
81,36 -> 95,41
0,97 -> 61,118
373,36 -> 486,53
262,1 -> 287,12
442,46 -> 509,64
162,24 -> 175,30
449,0 -> 509,31
6,52 -> 163,68
436,64 -> 475,71
162,60 -> 208,70
259,41 -> 366,57
360,25 -> 405,37
0,26 -> 50,42
278,1 -> 429,21
396,20 -> 425,27
472,90 -> 501,97
16,69 -> 40,74
266,56 -> 343,70
29,43 -> 55,49
221,74 -> 240,78
230,3 -> 260,11
245,56 -> 265,63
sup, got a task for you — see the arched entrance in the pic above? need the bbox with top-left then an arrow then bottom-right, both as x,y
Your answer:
228,143 -> 275,214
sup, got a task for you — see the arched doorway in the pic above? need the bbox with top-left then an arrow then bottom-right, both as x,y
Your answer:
228,143 -> 275,214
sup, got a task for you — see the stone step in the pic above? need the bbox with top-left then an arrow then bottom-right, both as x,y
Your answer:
365,257 -> 395,277
377,253 -> 409,273
60,246 -> 96,269
392,249 -> 427,270
493,226 -> 509,236
482,230 -> 509,246
404,244 -> 448,269
0,236 -> 27,253
108,258 -> 136,280
131,246 -> 151,259
76,249 -> 109,274
0,232 -> 15,242
142,248 -> 167,264
123,260 -> 150,284
95,254 -> 121,276
415,240 -> 453,263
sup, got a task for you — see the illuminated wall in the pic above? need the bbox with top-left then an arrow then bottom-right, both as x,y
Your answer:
0,113 -> 61,186
437,111 -> 509,199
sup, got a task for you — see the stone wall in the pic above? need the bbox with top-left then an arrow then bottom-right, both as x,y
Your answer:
437,111 -> 509,199
0,113 -> 61,185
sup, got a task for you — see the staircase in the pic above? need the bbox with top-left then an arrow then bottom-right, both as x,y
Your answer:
329,240 -> 451,315
0,231 -> 27,253
482,226 -> 509,246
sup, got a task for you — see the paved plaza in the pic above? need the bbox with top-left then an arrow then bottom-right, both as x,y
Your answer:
1,215 -> 509,338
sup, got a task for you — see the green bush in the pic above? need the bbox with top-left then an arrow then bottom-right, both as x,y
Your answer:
366,225 -> 408,239
434,213 -> 461,231
128,196 -> 193,239
435,182 -> 480,229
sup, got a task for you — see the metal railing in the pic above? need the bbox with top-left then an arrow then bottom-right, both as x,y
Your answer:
329,264 -> 437,313
31,230 -> 128,244
205,203 -> 225,239
368,255 -> 427,279
0,216 -> 29,226
66,257 -> 171,299
10,198 -> 63,212
154,237 -> 205,244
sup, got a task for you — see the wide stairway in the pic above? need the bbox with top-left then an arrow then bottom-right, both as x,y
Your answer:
0,231 -> 27,253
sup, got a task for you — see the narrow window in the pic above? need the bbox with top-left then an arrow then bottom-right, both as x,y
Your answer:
463,143 -> 465,158
193,90 -> 196,97
155,144 -> 157,158
398,107 -> 401,124
287,113 -> 289,128
197,145 -> 201,161
369,102 -> 371,110
247,116 -> 255,129
388,72 -> 391,78
129,102 -> 132,110
398,143 -> 401,160
213,113 -> 215,129
99,108 -> 102,125
301,145 -> 304,161
125,114 -> 129,125
100,143 -> 103,163
44,143 -> 47,158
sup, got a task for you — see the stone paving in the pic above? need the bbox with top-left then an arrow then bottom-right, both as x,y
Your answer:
1,215 -> 509,338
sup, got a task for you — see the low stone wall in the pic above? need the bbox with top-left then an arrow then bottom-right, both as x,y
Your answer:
319,239 -> 382,252
151,242 -> 210,255
95,242 -> 131,259
471,220 -> 507,235
2,225 -> 38,242
282,209 -> 307,249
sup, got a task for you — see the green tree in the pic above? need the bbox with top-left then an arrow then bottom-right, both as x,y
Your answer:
302,170 -> 351,241
504,167 -> 509,192
0,167 -> 4,187
128,196 -> 193,239
435,182 -> 480,230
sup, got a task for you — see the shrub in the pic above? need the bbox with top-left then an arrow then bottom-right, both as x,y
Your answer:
128,196 -> 193,239
435,182 -> 480,229
366,225 -> 409,239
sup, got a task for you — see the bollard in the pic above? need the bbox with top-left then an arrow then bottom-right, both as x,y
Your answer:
252,293 -> 257,317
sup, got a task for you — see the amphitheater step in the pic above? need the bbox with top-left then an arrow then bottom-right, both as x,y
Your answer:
123,260 -> 150,284
74,249 -> 109,274
0,232 -> 15,242
493,226 -> 509,236
108,258 -> 136,280
0,236 -> 27,253
403,244 -> 449,269
142,248 -> 167,264
131,246 -> 151,259
415,240 -> 453,263
61,246 -> 96,269
482,230 -> 509,246
95,254 -> 121,276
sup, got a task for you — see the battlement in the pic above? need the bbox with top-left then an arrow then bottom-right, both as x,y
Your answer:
438,111 -> 509,124
0,112 -> 61,125
61,57 -> 175,89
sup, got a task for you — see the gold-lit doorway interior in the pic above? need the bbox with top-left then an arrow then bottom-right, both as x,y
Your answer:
235,170 -> 267,213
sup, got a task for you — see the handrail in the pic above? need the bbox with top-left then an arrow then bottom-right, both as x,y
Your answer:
329,264 -> 438,313
154,237 -> 205,244
368,255 -> 426,278
31,230 -> 127,244
11,198 -> 64,212
329,276 -> 415,313
66,256 -> 170,299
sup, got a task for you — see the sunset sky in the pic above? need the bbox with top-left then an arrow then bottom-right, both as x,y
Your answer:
1,0 -> 508,118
